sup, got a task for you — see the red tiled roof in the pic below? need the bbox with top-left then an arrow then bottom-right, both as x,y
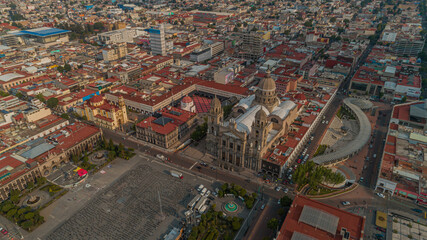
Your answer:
278,195 -> 365,240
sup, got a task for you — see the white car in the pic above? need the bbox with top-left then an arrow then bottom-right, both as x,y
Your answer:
341,201 -> 350,206
201,187 -> 207,195
156,154 -> 166,160
376,193 -> 385,198
205,190 -> 211,197
275,186 -> 282,191
322,120 -> 325,124
197,184 -> 204,192
283,188 -> 289,193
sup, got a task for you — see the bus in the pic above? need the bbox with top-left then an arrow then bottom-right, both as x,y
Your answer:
187,194 -> 201,209
170,170 -> 183,179
194,196 -> 208,212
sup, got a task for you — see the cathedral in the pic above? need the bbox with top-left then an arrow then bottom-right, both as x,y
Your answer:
206,72 -> 299,173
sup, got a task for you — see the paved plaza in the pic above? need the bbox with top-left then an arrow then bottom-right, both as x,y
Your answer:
45,162 -> 197,240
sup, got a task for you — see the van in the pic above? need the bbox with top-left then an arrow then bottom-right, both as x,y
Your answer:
201,188 -> 207,195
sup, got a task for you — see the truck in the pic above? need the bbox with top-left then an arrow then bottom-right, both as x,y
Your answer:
187,194 -> 201,209
170,170 -> 183,179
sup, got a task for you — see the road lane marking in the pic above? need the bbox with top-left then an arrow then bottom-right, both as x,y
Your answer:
189,162 -> 198,170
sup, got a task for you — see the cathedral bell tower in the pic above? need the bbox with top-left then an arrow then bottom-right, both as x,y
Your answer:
207,97 -> 223,135
251,108 -> 268,150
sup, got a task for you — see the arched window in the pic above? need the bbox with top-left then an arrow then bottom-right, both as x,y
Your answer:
271,118 -> 278,123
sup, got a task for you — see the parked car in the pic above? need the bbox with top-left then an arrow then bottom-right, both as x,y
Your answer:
341,201 -> 350,206
376,227 -> 386,233
376,193 -> 385,198
261,204 -> 266,210
205,190 -> 211,197
275,186 -> 282,191
283,188 -> 289,193
197,184 -> 204,192
1,229 -> 8,235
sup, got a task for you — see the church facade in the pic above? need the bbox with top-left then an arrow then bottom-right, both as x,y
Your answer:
206,73 -> 299,174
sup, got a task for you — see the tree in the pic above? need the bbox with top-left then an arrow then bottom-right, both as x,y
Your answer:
26,182 -> 34,190
36,93 -> 46,103
108,139 -> 115,151
330,17 -> 337,23
7,208 -> 17,218
46,98 -> 59,108
117,143 -> 125,157
20,220 -> 34,230
2,204 -> 13,213
24,212 -> 34,220
232,219 -> 241,231
15,92 -> 24,99
267,218 -> 279,230
278,208 -> 286,216
36,177 -> 47,186
64,63 -> 72,72
280,196 -> 293,207
61,113 -> 70,120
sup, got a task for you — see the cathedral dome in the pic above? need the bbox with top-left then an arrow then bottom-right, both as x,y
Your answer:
181,96 -> 193,104
258,72 -> 276,92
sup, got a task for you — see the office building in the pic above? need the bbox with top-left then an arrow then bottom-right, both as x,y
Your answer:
98,28 -> 136,45
148,24 -> 167,56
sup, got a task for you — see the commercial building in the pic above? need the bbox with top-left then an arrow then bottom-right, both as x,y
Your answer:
136,107 -> 197,148
75,95 -> 128,130
205,73 -> 299,172
375,100 -> 427,205
98,28 -> 136,45
148,24 -> 167,56
190,42 -> 224,62
102,43 -> 128,62
392,39 -> 425,56
278,195 -> 365,240
1,27 -> 70,46
0,122 -> 102,201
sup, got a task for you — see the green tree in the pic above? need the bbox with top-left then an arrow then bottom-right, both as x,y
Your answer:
64,63 -> 72,72
2,204 -> 13,213
36,177 -> 47,186
61,113 -> 70,120
20,220 -> 33,230
36,93 -> 46,103
15,92 -> 24,99
26,181 -> 34,190
330,17 -> 337,23
24,212 -> 34,220
46,98 -> 59,108
7,208 -> 17,218
232,219 -> 241,231
280,196 -> 293,207
0,90 -> 9,97
108,139 -> 115,151
267,218 -> 279,230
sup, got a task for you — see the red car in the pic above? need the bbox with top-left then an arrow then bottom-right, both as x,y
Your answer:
1,229 -> 8,235
297,159 -> 302,163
